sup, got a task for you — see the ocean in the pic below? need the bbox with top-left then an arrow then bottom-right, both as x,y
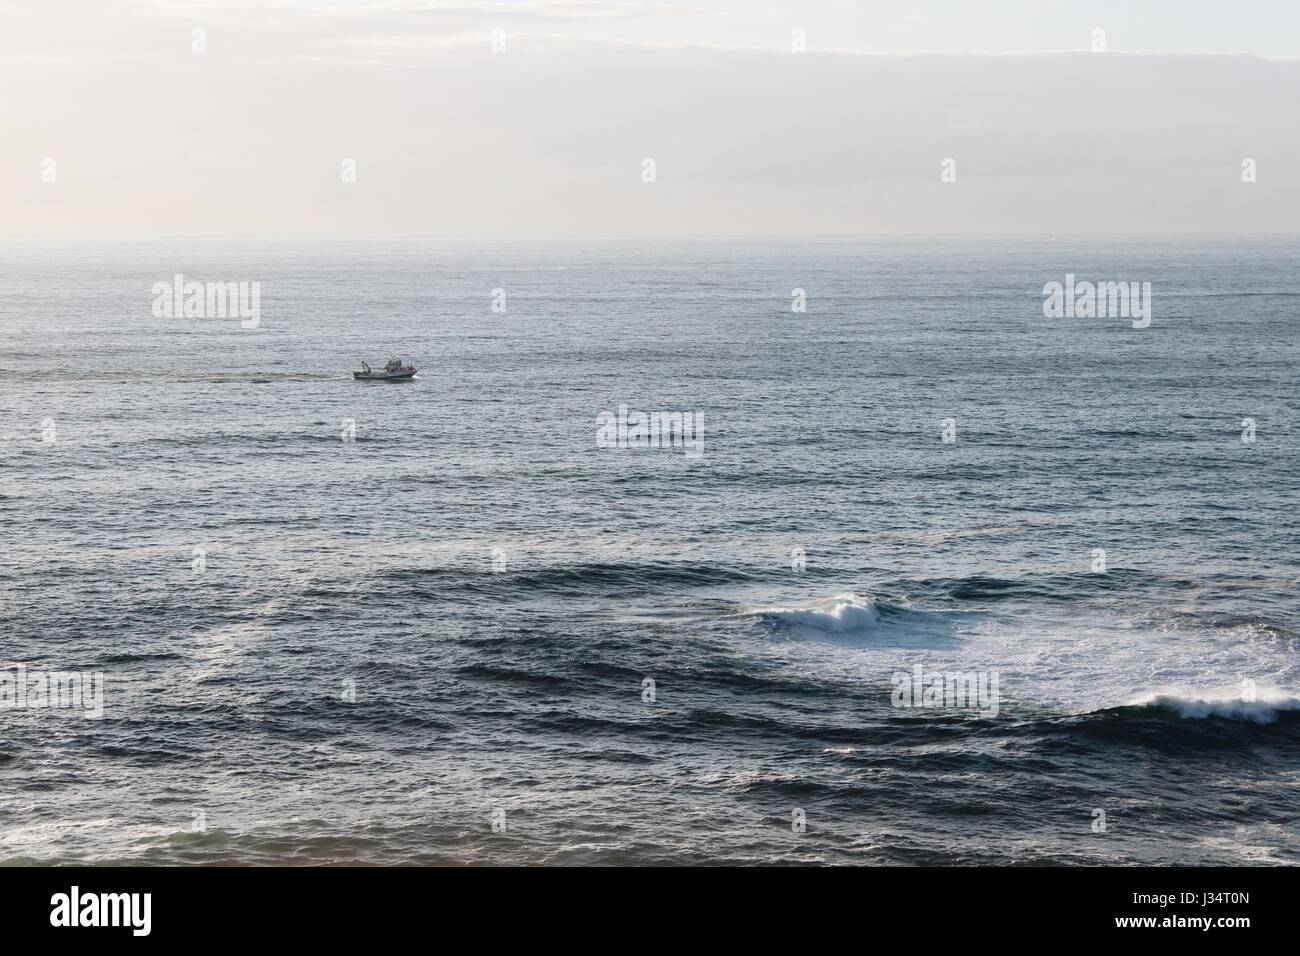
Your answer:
1,236 -> 1297,865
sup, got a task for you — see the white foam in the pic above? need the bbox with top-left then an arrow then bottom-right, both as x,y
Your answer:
756,595 -> 880,634
1127,690 -> 1300,724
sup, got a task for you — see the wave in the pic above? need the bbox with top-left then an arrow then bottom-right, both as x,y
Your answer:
367,559 -> 765,604
519,560 -> 758,592
932,570 -> 1153,603
1016,690 -> 1300,755
750,593 -> 967,644
756,595 -> 880,634
1123,691 -> 1300,724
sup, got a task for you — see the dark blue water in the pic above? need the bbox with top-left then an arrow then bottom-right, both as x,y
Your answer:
2,237 -> 1298,864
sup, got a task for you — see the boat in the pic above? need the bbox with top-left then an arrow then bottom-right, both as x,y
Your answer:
354,358 -> 417,381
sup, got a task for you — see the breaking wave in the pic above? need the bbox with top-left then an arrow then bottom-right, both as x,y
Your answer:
1123,691 -> 1300,724
755,595 -> 881,633
748,593 -> 969,645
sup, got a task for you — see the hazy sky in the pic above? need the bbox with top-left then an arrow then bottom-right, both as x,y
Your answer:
2,0 -> 1297,236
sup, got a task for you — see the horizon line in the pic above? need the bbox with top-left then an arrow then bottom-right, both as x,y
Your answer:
4,232 -> 1300,242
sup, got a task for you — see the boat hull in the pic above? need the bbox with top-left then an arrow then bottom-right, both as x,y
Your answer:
353,370 -> 416,381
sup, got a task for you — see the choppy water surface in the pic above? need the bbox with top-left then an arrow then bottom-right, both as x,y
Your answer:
1,237 -> 1298,865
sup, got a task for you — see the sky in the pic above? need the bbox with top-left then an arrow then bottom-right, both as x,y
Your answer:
1,0 -> 1297,236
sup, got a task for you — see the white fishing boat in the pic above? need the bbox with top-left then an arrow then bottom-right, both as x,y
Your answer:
353,358 -> 416,381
